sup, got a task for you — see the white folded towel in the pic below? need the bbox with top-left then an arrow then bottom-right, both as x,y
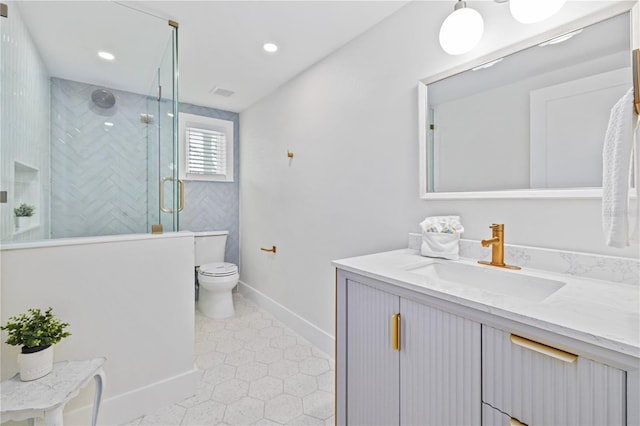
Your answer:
602,87 -> 639,248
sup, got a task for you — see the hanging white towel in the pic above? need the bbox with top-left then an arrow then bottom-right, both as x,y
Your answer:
602,87 -> 639,248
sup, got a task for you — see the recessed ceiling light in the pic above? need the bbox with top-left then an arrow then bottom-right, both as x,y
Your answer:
98,51 -> 115,61
263,42 -> 278,53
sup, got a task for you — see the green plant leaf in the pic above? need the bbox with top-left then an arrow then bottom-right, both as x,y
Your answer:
0,307 -> 71,348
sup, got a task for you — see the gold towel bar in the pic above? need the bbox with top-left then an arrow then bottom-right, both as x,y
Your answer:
633,49 -> 639,115
510,334 -> 577,363
159,177 -> 184,213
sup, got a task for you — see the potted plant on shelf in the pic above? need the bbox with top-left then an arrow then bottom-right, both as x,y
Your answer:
14,202 -> 35,228
1,307 -> 71,381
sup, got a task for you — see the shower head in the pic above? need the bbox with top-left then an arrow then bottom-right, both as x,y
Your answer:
91,89 -> 116,108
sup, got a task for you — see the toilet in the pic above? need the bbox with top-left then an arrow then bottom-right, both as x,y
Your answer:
194,231 -> 239,319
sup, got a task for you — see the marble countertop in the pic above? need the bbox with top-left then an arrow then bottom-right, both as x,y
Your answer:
333,249 -> 640,360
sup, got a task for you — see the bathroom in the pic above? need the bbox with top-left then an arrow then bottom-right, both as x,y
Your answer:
1,0 -> 638,425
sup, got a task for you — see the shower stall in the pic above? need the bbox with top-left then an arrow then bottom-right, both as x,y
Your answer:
0,1 -> 180,243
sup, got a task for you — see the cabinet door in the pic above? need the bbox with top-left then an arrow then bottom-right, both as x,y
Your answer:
400,298 -> 481,425
346,280 -> 400,426
483,325 -> 626,425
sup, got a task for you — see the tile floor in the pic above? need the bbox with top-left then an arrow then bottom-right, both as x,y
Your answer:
125,294 -> 335,426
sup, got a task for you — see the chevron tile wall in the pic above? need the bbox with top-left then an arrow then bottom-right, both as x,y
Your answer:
49,82 -> 240,265
51,78 -> 150,238
179,103 -> 240,266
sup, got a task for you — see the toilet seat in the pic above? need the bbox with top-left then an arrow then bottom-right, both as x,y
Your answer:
199,262 -> 238,278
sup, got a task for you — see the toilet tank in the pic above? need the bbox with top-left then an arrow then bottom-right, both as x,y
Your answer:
194,231 -> 229,266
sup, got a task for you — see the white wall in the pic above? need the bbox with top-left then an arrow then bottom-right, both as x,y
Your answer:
0,233 -> 197,425
239,1 -> 639,350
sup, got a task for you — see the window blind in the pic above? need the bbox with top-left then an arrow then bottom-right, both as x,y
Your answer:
186,126 -> 226,176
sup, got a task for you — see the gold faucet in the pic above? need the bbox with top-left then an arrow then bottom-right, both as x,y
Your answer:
478,224 -> 521,270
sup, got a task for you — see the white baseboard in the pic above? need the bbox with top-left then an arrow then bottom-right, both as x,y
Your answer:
238,281 -> 335,357
65,368 -> 199,425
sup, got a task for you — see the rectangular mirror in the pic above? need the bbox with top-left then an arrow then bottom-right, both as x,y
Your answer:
419,5 -> 636,199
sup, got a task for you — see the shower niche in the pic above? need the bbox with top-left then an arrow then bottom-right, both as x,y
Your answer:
13,161 -> 40,233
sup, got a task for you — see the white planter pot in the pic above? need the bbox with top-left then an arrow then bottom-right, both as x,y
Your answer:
17,345 -> 54,381
15,216 -> 30,228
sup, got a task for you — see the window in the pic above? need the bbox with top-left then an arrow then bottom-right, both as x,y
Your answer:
179,113 -> 234,182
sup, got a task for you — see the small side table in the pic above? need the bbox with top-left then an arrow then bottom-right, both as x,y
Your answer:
0,357 -> 106,426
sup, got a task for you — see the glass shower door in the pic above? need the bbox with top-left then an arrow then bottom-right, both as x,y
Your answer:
147,25 -> 180,233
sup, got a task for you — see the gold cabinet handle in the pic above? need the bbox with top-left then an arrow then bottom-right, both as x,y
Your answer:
260,246 -> 277,253
510,418 -> 528,426
510,334 -> 577,363
391,313 -> 400,351
633,49 -> 639,115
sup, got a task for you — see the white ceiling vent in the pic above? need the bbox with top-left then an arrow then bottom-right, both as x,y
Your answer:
210,87 -> 235,97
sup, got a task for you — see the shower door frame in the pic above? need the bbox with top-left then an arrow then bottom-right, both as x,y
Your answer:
148,21 -> 181,234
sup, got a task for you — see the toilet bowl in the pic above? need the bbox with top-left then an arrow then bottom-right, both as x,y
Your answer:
197,262 -> 239,319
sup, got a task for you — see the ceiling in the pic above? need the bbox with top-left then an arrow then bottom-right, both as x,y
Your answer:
16,1 -> 409,113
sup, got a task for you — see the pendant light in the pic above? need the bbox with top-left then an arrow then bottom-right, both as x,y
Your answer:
509,0 -> 567,24
439,1 -> 484,56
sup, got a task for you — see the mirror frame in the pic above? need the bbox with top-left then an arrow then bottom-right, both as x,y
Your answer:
418,2 -> 639,200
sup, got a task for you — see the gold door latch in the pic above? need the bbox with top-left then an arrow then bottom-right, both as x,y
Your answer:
260,246 -> 277,253
391,313 -> 401,351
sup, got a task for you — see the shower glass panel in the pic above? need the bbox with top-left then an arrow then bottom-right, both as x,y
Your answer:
0,1 -> 179,243
147,28 -> 180,233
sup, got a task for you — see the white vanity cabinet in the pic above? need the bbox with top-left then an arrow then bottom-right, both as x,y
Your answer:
482,325 -> 626,426
336,270 -> 482,425
336,267 -> 637,426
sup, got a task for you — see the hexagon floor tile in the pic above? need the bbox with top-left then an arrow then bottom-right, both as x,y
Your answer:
125,293 -> 334,425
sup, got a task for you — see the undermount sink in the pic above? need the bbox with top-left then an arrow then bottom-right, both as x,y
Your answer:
406,261 -> 565,302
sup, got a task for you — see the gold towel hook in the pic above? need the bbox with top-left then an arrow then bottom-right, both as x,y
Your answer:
287,151 -> 294,159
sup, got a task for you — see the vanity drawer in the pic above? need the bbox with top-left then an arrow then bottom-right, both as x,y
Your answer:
482,402 -> 522,426
482,326 -> 626,426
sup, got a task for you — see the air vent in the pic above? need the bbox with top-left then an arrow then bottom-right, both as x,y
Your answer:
210,87 -> 235,97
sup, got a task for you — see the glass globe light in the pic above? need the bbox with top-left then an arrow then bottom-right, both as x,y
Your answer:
439,2 -> 484,56
510,0 -> 567,24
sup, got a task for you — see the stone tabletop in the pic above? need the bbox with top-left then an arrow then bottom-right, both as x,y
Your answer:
1,358 -> 106,416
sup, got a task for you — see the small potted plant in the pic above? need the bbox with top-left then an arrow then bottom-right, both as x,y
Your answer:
1,307 -> 71,381
14,202 -> 35,228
